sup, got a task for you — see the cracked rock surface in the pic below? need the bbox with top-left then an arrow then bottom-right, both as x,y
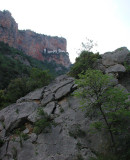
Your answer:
0,49 -> 130,160
0,75 -> 97,160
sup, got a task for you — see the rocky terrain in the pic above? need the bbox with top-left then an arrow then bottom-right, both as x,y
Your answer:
0,47 -> 129,160
0,10 -> 71,68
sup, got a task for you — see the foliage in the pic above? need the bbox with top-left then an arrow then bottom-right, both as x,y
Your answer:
124,62 -> 130,72
0,41 -> 68,90
81,37 -> 97,52
14,129 -> 29,148
0,138 -> 4,147
69,51 -> 101,78
89,153 -> 119,160
0,68 -> 52,109
69,124 -> 86,139
5,77 -> 28,103
0,41 -> 69,109
26,68 -> 52,92
76,154 -> 84,160
74,70 -> 130,159
33,108 -> 52,134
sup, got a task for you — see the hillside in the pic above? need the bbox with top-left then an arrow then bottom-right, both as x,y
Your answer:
0,41 -> 69,109
0,47 -> 129,160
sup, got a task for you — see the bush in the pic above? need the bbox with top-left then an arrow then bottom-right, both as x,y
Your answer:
74,70 -> 130,159
33,108 -> 52,134
69,51 -> 101,78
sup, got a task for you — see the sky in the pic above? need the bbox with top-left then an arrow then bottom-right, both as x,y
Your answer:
0,0 -> 130,63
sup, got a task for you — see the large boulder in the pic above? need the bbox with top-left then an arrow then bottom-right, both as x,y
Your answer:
105,64 -> 126,73
102,47 -> 130,66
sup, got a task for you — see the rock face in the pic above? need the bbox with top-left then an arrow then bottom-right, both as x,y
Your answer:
0,10 -> 71,67
0,75 -> 98,160
0,66 -> 129,160
102,47 -> 130,66
0,37 -> 130,159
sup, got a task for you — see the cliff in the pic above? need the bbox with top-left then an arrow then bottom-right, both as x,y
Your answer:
0,48 -> 129,160
0,10 -> 71,67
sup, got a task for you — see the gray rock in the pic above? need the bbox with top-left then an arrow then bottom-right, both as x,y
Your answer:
0,121 -> 4,130
23,128 -> 29,134
105,64 -> 126,73
17,87 -> 44,103
0,142 -> 8,159
43,101 -> 56,115
1,72 -> 129,160
102,47 -> 130,66
55,83 -> 73,100
50,79 -> 74,93
41,93 -> 54,106
0,129 -> 6,140
27,110 -> 39,123
115,84 -> 129,93
95,59 -> 106,72
28,133 -> 37,143
0,102 -> 38,131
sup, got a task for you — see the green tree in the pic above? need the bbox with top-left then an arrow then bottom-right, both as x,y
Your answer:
26,68 -> 52,91
69,51 -> 101,78
74,70 -> 130,159
6,77 -> 28,103
81,37 -> 97,52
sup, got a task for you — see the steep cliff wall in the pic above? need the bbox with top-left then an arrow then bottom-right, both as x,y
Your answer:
0,10 -> 71,67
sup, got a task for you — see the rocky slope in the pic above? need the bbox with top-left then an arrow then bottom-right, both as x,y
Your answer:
0,10 -> 71,68
0,47 -> 129,160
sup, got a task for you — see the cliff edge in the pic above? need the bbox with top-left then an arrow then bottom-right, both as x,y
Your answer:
0,10 -> 71,68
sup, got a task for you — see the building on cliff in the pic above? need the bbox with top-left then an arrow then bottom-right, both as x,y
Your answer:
0,10 -> 71,68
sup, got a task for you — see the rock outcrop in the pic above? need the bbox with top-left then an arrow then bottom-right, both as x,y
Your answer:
0,10 -> 71,68
0,37 -> 130,159
0,50 -> 130,159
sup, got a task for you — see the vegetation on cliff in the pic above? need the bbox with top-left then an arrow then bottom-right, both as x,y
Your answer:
0,41 -> 68,109
74,70 -> 130,160
70,44 -> 130,160
69,50 -> 101,78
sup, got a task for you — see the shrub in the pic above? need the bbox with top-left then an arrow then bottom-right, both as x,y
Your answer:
69,51 -> 101,78
33,108 -> 52,134
74,69 -> 130,159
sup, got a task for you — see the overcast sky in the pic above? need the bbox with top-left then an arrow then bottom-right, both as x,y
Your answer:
0,0 -> 130,63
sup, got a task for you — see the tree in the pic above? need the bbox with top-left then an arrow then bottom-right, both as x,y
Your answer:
81,37 -> 98,53
26,68 -> 52,91
74,70 -> 130,158
69,51 -> 101,78
6,77 -> 28,103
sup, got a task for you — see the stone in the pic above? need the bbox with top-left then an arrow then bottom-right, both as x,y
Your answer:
0,102 -> 38,131
55,83 -> 73,100
0,129 -> 6,140
28,133 -> 37,143
95,59 -> 106,72
102,47 -> 130,66
0,72 -> 129,160
105,64 -> 126,73
50,79 -> 74,93
27,110 -> 39,123
0,121 -> 4,131
115,84 -> 129,93
41,93 -> 54,106
23,128 -> 29,134
17,87 -> 44,103
43,101 -> 56,116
